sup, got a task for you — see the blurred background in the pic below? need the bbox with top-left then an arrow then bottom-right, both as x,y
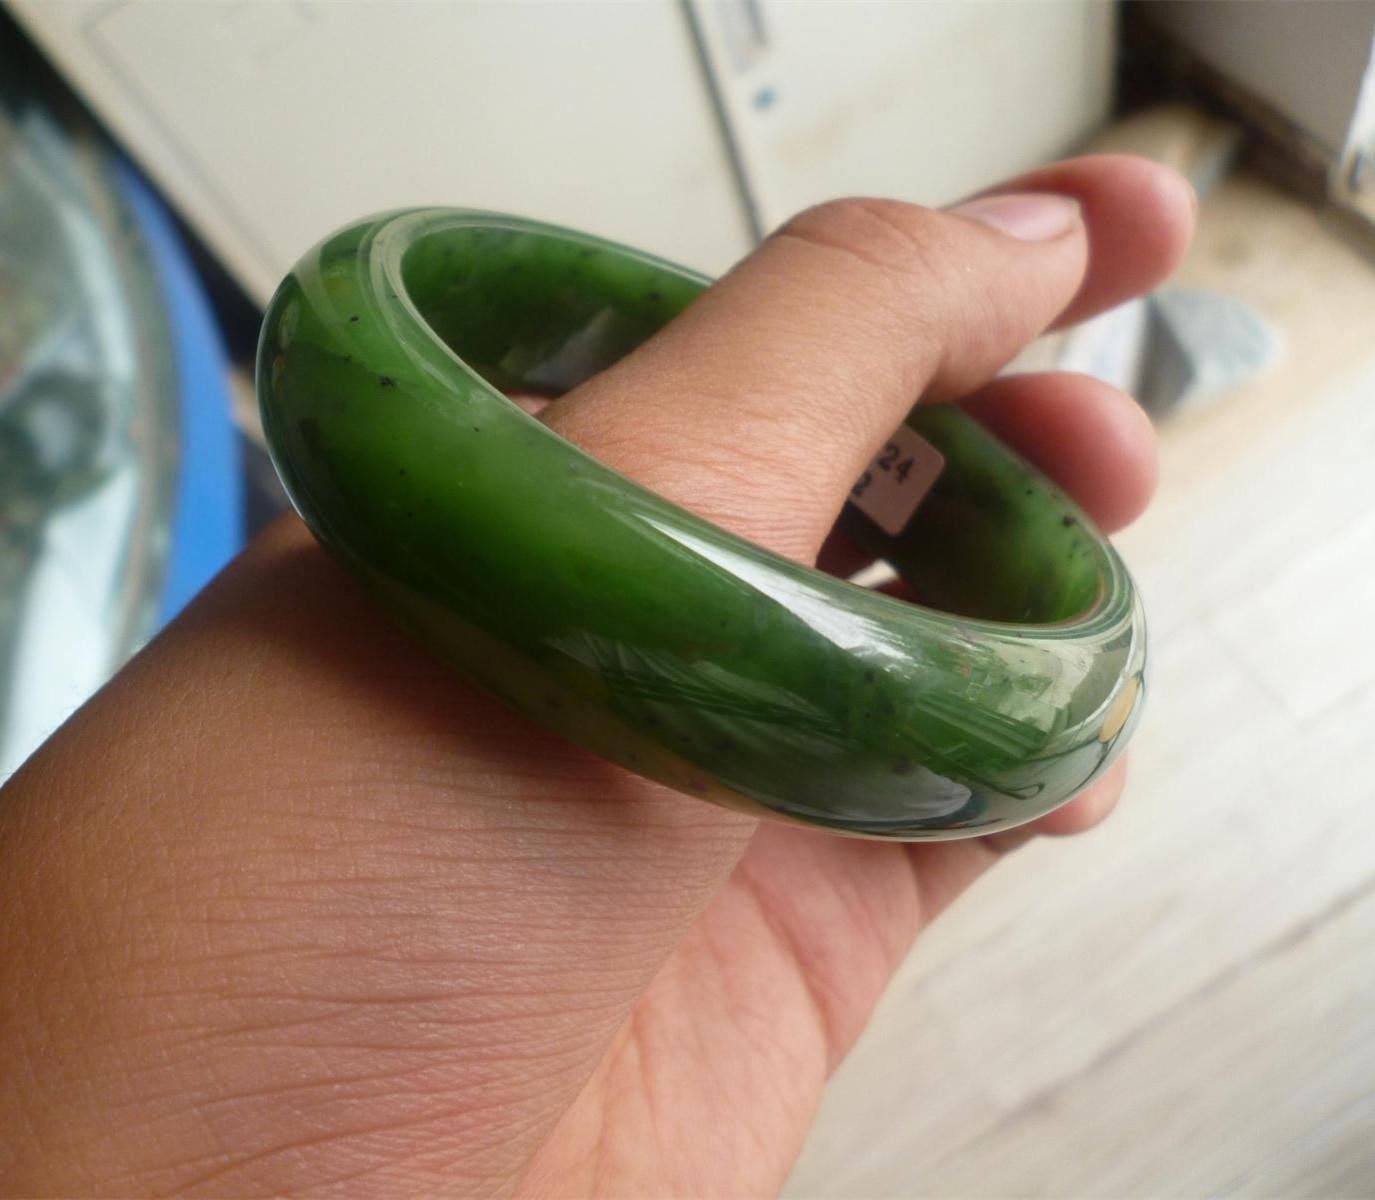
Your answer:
2,2 -> 1373,1194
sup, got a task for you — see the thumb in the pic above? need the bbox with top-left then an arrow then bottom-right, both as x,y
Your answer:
542,191 -> 1087,562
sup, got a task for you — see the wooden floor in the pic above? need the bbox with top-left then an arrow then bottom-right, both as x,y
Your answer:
785,172 -> 1375,1198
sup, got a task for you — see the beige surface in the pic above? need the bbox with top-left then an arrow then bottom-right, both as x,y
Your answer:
786,174 -> 1375,1197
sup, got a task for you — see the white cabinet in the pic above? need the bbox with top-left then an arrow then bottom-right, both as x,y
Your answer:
690,0 -> 1115,232
1143,0 -> 1375,223
10,0 -> 753,300
10,0 -> 1115,304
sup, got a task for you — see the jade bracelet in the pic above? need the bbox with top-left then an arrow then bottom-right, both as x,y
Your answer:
257,209 -> 1145,839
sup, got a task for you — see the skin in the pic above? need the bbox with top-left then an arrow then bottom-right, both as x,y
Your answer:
0,155 -> 1192,1197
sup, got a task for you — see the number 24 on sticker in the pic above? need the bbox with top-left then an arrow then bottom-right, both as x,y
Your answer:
848,424 -> 945,537
853,442 -> 918,494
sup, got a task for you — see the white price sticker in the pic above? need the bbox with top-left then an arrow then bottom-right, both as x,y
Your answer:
849,424 -> 944,536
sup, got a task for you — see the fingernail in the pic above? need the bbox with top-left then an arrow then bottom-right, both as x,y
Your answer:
949,192 -> 1082,242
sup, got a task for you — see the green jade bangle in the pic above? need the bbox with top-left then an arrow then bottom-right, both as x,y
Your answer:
257,209 -> 1145,839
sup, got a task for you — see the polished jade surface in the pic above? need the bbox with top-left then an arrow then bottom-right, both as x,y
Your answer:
257,209 -> 1145,838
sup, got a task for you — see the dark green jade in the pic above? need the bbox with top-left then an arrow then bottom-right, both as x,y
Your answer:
257,209 -> 1145,838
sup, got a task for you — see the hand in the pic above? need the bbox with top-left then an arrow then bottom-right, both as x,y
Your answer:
0,156 -> 1193,1197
